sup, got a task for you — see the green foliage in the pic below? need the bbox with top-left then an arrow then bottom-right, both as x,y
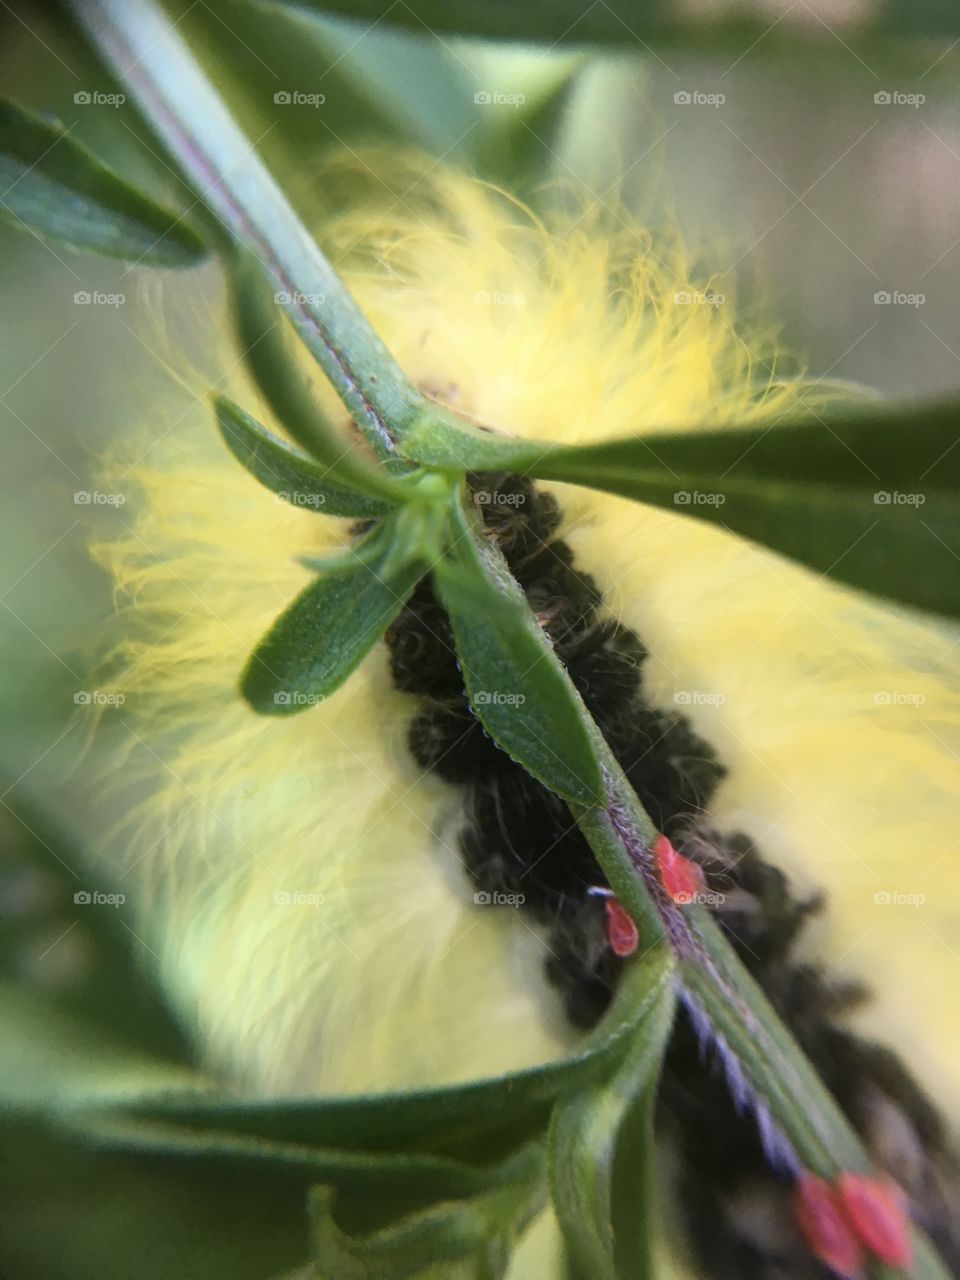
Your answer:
306,1150 -> 546,1279
402,400 -> 960,620
0,99 -> 206,265
216,397 -> 395,518
66,945 -> 672,1159
0,794 -> 671,1280
549,987 -> 673,1280
0,1118 -> 312,1280
240,524 -> 425,713
434,493 -> 605,806
227,256 -> 414,497
229,0 -> 960,45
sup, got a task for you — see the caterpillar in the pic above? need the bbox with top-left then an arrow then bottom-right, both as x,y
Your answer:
86,156 -> 960,1277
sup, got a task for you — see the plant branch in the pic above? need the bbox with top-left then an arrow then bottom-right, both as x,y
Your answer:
68,0 -> 430,461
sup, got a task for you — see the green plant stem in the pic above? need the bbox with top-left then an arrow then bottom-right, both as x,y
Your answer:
574,765 -> 863,1172
68,0 -> 429,461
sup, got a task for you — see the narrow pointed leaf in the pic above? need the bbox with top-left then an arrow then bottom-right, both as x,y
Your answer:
229,256 -> 412,500
474,58 -> 583,189
307,1144 -> 545,1280
434,495 -> 604,806
241,534 -> 424,714
219,0 -> 960,46
407,399 -> 960,619
61,1106 -> 509,1202
0,99 -> 205,265
216,397 -> 394,518
66,947 -> 673,1165
529,401 -> 960,618
549,959 -> 675,1280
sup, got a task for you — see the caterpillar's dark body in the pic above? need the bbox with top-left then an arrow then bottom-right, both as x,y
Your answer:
384,474 -> 960,1279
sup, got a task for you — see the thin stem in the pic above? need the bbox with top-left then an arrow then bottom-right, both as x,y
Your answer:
576,761 -> 864,1176
571,766 -> 949,1278
68,0 -> 429,461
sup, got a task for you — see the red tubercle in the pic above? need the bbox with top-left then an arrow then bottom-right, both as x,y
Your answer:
837,1173 -> 913,1270
792,1173 -> 865,1280
603,896 -> 639,957
652,833 -> 705,904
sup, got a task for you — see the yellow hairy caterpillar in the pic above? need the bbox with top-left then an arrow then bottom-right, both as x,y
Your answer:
88,157 -> 960,1277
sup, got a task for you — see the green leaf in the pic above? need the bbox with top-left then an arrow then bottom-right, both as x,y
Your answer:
0,1115 -> 312,1280
64,947 -> 673,1164
301,17 -> 482,164
549,965 -> 675,1280
474,57 -> 582,190
407,400 -> 960,619
216,397 -> 395,519
0,787 -> 191,1069
62,1105 -> 514,1203
433,493 -> 604,806
228,256 -> 413,500
34,952 -> 670,1280
240,529 -> 425,714
221,0 -> 960,45
0,99 -> 206,266
533,402 -> 960,618
307,1144 -> 545,1280
401,411 -> 544,472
